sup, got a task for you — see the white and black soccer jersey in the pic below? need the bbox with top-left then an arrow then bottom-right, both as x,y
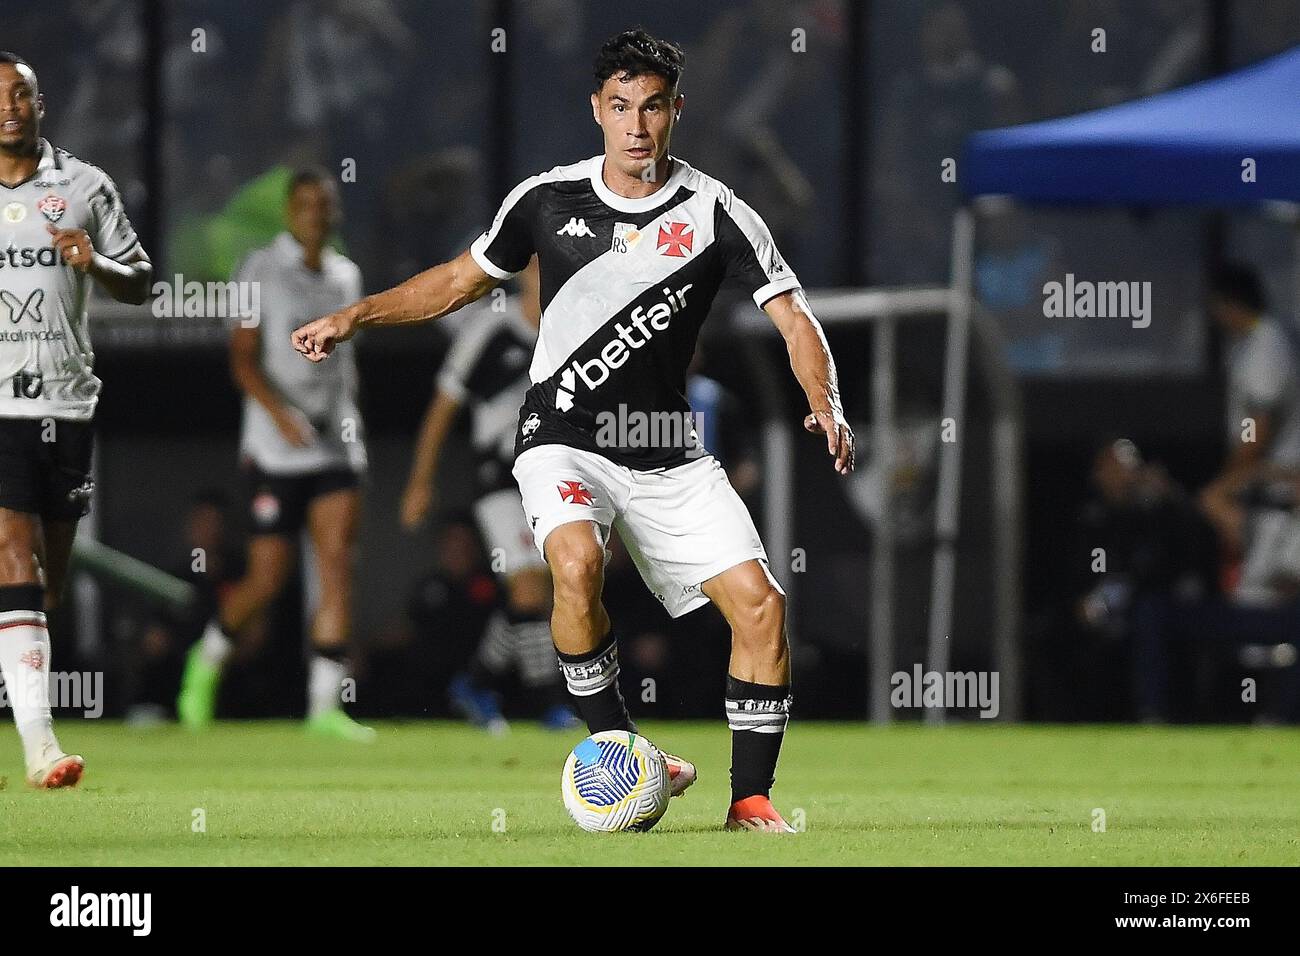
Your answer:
437,299 -> 536,492
235,232 -> 367,475
470,155 -> 799,470
0,138 -> 142,422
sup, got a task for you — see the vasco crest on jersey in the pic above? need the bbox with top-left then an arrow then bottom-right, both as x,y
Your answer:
656,220 -> 694,258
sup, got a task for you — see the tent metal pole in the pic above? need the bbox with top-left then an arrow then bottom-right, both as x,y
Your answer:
970,306 -> 1025,721
926,206 -> 976,724
870,313 -> 897,724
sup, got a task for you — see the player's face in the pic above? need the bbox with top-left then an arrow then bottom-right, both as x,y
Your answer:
590,72 -> 683,182
0,63 -> 42,153
285,181 -> 337,249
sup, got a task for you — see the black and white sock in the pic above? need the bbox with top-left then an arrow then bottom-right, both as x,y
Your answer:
726,675 -> 792,804
555,630 -> 636,734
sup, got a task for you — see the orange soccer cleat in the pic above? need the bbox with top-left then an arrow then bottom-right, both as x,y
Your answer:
725,795 -> 796,832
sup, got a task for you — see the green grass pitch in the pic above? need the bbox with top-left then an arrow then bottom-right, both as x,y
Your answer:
1,721 -> 1297,865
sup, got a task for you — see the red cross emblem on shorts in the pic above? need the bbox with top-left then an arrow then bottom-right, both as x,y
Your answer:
557,480 -> 594,506
656,221 -> 693,257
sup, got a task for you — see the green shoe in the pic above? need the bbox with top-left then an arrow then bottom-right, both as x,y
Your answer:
305,708 -> 376,743
177,642 -> 221,730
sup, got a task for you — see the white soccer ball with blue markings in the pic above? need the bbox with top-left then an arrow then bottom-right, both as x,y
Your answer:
561,731 -> 671,832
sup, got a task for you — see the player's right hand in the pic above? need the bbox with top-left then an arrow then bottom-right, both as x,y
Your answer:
292,308 -> 357,362
400,481 -> 435,531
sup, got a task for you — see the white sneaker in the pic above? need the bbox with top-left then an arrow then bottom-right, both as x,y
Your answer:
27,752 -> 85,789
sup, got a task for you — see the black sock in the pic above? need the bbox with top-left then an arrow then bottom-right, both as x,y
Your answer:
726,675 -> 792,804
555,630 -> 636,734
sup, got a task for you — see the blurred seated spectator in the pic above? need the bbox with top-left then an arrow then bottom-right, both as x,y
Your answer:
1068,438 -> 1217,721
359,514 -> 497,717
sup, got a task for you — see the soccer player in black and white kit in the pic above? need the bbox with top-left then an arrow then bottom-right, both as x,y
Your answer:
294,30 -> 854,831
0,54 -> 153,787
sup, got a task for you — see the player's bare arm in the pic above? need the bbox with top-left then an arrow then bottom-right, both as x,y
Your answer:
292,248 -> 498,362
764,288 -> 855,475
45,224 -> 152,305
230,325 -> 314,448
400,388 -> 462,530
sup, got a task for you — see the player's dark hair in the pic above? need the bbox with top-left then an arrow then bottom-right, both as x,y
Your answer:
1209,261 -> 1267,313
0,51 -> 37,91
287,166 -> 336,200
593,29 -> 685,93
0,51 -> 34,70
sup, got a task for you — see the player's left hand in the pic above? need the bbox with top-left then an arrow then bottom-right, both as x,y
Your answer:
47,224 -> 94,273
804,409 -> 855,475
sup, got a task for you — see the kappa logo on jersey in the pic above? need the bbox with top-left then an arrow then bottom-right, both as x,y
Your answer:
556,217 -> 596,238
3,201 -> 26,224
0,289 -> 44,324
521,412 -> 540,440
611,222 -> 641,255
553,283 -> 693,411
36,194 -> 68,224
557,480 -> 594,506
656,221 -> 694,257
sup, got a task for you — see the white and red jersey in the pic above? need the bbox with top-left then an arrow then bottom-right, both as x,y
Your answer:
0,139 -> 142,421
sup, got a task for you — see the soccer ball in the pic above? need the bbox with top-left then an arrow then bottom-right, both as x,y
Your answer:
561,731 -> 671,832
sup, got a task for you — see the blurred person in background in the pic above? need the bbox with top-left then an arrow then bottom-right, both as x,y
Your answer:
126,490 -> 253,722
1200,263 -> 1300,608
0,53 -> 152,788
176,168 -> 373,741
1070,438 -> 1216,721
401,257 -> 576,732
399,514 -> 500,715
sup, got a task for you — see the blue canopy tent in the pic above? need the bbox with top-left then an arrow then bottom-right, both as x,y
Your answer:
963,46 -> 1300,205
927,48 -> 1300,721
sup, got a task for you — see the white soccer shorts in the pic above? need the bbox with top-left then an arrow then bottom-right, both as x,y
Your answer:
512,443 -> 773,618
474,487 -> 548,576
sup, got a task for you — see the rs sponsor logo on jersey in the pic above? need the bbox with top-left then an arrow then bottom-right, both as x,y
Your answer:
553,283 -> 693,411
3,201 -> 26,224
611,222 -> 641,255
555,217 -> 596,238
656,221 -> 694,257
